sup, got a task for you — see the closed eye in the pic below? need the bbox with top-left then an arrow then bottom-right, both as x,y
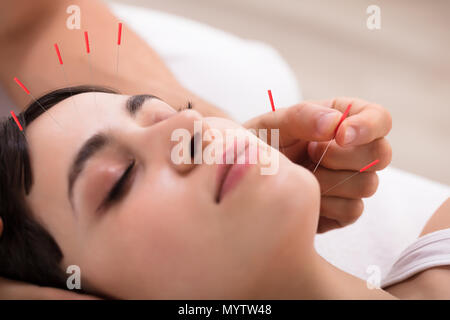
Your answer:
97,159 -> 136,212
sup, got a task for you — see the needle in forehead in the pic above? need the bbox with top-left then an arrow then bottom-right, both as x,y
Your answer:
54,43 -> 79,115
13,77 -> 63,130
313,103 -> 352,173
116,22 -> 123,76
84,31 -> 101,119
10,110 -> 26,138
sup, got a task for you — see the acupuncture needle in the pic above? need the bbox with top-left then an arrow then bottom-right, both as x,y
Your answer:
321,159 -> 380,195
116,22 -> 123,75
10,110 -> 27,137
313,103 -> 352,173
54,43 -> 79,115
13,77 -> 63,130
84,31 -> 100,119
267,90 -> 284,155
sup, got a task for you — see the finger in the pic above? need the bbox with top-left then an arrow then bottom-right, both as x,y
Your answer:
244,102 -> 343,145
320,196 -> 364,228
306,99 -> 334,108
308,138 -> 392,171
315,167 -> 379,198
330,97 -> 392,146
317,216 -> 341,233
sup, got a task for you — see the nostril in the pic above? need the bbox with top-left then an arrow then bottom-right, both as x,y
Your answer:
190,135 -> 195,159
190,132 -> 201,160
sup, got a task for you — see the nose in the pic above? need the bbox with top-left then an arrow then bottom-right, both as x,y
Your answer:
128,109 -> 213,175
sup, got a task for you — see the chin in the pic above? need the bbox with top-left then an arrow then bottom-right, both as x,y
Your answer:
268,159 -> 320,242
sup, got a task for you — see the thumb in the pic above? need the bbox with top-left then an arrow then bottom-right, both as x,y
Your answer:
245,102 -> 342,144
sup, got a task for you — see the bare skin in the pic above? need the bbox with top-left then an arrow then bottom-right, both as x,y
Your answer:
0,92 -> 394,299
0,0 -> 397,298
0,0 -> 227,118
0,0 -> 392,235
385,198 -> 450,299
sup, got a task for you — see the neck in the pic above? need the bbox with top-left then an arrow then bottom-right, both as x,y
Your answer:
251,248 -> 396,299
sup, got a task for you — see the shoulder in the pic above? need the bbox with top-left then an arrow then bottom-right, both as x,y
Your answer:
386,198 -> 450,299
421,197 -> 450,237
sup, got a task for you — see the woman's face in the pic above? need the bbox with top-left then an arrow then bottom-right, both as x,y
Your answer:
25,92 -> 320,298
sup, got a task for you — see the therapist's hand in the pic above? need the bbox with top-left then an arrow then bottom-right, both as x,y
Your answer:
243,97 -> 392,233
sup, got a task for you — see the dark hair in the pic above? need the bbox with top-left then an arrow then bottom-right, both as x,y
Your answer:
0,86 -> 117,289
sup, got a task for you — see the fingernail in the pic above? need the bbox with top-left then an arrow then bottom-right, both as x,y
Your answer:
344,126 -> 357,145
317,112 -> 340,135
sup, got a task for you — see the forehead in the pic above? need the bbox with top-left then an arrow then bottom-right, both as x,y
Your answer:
24,92 -> 129,207
26,92 -> 128,139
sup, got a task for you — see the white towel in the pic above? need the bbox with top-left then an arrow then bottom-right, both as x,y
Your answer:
381,228 -> 450,288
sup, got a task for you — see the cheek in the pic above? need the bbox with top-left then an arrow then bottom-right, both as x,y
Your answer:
272,161 -> 320,243
118,181 -> 222,267
234,157 -> 320,252
80,175 -> 225,297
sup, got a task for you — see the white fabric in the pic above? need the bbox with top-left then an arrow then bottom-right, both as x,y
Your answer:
381,228 -> 450,288
109,3 -> 301,123
0,2 -> 449,283
315,168 -> 449,280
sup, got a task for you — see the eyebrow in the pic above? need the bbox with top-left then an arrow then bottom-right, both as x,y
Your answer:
68,94 -> 158,207
126,94 -> 159,116
68,133 -> 109,206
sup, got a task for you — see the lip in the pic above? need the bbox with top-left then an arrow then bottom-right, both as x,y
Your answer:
215,140 -> 251,203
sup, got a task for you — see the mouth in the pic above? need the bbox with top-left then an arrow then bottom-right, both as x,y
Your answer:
215,140 -> 251,203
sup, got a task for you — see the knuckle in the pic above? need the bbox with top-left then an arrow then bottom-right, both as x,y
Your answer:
291,103 -> 307,118
283,104 -> 305,129
331,97 -> 351,108
371,138 -> 392,168
347,199 -> 364,224
370,103 -> 392,133
258,114 -> 271,130
331,97 -> 339,108
355,114 -> 377,137
359,172 -> 379,197
384,108 -> 393,132
311,142 -> 326,162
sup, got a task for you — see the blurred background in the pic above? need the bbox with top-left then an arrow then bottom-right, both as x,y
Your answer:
0,0 -> 444,185
107,0 -> 450,185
